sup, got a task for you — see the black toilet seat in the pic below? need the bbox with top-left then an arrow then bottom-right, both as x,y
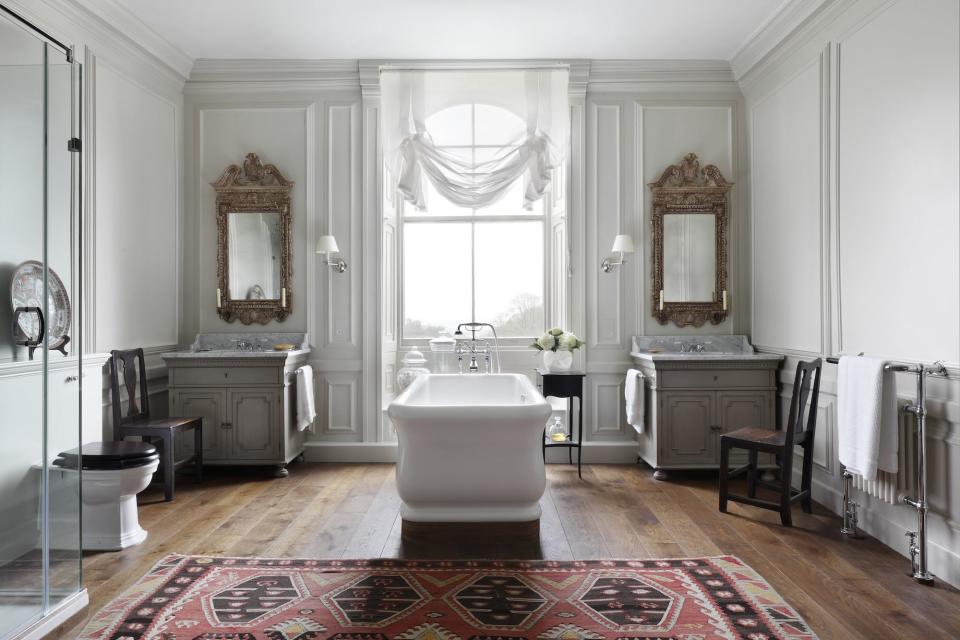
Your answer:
55,441 -> 160,471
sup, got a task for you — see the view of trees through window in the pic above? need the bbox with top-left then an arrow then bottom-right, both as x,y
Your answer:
401,103 -> 546,340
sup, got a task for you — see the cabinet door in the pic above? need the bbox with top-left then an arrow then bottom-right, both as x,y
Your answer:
718,391 -> 772,466
228,389 -> 281,461
660,391 -> 716,465
171,389 -> 227,460
717,391 -> 770,433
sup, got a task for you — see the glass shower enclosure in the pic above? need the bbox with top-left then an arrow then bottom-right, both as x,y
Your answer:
0,5 -> 84,638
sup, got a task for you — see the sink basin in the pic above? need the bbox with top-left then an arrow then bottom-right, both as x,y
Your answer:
161,333 -> 311,359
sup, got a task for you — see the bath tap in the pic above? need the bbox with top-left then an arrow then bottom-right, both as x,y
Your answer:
454,322 -> 501,373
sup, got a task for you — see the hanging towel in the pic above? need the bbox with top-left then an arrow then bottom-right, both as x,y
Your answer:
837,355 -> 899,481
296,365 -> 317,432
625,369 -> 646,434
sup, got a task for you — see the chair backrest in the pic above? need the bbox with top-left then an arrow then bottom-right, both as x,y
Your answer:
109,348 -> 150,434
785,358 -> 823,448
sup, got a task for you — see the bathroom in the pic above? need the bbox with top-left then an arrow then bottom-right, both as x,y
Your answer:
0,0 -> 958,638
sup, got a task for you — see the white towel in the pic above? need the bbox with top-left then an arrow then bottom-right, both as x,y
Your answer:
837,356 -> 899,481
296,365 -> 317,432
625,369 -> 645,434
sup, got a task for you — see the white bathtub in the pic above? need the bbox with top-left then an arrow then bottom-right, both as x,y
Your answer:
387,373 -> 552,523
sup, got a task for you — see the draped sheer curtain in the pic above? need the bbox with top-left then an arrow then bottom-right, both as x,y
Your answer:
380,67 -> 570,211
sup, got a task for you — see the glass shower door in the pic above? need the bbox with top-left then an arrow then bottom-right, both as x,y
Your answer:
0,7 -> 82,636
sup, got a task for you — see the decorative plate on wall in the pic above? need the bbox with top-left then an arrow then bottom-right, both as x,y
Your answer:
10,260 -> 71,356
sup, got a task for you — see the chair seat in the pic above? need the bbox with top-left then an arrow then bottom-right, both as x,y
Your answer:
117,416 -> 202,433
722,426 -> 786,448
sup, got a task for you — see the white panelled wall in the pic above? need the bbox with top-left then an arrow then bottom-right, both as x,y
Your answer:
738,0 -> 960,584
180,61 -> 751,463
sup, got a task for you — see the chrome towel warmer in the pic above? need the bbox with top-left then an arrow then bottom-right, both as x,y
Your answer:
827,355 -> 948,585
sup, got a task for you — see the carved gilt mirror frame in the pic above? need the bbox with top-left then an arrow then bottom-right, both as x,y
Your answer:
649,153 -> 732,327
211,153 -> 294,325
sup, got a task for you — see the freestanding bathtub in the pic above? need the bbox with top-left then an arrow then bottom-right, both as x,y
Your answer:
387,373 -> 552,531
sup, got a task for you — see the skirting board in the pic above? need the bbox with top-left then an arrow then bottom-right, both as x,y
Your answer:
303,441 -> 640,464
805,473 -> 960,589
11,588 -> 88,640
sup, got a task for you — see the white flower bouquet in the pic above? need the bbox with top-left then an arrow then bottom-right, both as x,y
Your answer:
531,328 -> 584,352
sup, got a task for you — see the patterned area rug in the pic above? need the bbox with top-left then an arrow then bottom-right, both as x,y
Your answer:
79,555 -> 817,640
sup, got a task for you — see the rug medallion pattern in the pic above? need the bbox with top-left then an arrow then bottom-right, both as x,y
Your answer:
79,555 -> 817,640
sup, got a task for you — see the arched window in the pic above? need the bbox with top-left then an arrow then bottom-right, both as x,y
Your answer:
400,103 -> 549,340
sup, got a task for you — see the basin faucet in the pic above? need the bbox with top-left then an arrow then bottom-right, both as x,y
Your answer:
234,339 -> 253,352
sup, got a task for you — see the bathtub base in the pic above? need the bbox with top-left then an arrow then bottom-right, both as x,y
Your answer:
401,518 -> 540,545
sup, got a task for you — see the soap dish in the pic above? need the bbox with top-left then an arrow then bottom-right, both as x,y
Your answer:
273,343 -> 295,351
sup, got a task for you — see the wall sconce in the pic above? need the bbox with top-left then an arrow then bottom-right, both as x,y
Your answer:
601,234 -> 634,273
316,235 -> 347,273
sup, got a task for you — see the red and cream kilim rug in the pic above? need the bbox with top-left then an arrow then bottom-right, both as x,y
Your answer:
79,555 -> 817,640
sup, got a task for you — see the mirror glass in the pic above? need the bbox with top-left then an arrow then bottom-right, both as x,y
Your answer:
662,213 -> 716,302
227,212 -> 282,300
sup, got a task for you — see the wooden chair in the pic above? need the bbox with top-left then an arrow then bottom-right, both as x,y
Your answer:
109,348 -> 203,501
719,358 -> 822,526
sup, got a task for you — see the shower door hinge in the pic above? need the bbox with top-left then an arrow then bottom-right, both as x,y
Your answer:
66,47 -> 75,63
67,138 -> 81,152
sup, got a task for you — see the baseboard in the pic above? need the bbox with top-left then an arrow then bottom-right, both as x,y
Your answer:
808,476 -> 960,588
10,588 -> 88,640
303,441 -> 640,465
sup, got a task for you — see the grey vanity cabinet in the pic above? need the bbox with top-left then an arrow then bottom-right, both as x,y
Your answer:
633,357 -> 782,480
165,351 -> 309,476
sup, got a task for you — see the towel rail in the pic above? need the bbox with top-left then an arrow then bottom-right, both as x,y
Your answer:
827,354 -> 947,585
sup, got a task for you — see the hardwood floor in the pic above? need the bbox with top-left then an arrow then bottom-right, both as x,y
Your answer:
54,462 -> 960,639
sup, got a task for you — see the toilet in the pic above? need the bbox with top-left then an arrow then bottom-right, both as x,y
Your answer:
53,441 -> 160,550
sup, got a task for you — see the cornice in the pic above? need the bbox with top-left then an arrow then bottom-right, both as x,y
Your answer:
3,0 -> 190,83
188,58 -> 360,92
72,0 -> 193,78
730,0 -> 852,85
587,59 -> 738,94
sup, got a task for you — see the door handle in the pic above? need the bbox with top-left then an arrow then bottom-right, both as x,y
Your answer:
221,422 -> 233,429
709,425 -> 722,432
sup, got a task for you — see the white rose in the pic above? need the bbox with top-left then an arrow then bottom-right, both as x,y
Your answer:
558,332 -> 579,351
536,334 -> 557,350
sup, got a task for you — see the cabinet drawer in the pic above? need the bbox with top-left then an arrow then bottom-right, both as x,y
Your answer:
170,366 -> 281,386
659,369 -> 771,389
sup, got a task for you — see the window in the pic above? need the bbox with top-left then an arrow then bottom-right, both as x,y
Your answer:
401,103 -> 548,341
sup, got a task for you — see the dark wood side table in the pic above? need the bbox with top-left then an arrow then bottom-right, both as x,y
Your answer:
536,368 -> 586,478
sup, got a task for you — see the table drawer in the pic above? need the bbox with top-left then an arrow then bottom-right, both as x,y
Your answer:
170,366 -> 281,386
658,369 -> 772,389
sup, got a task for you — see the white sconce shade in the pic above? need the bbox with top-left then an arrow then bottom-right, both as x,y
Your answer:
601,233 -> 634,273
316,234 -> 347,273
316,235 -> 340,254
611,234 -> 634,254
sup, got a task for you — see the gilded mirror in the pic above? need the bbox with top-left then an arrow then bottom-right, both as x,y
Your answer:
211,153 -> 293,324
649,153 -> 731,327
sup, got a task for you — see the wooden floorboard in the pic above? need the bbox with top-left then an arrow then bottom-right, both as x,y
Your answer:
49,462 -> 960,639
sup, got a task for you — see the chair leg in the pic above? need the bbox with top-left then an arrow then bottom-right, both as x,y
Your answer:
194,424 -> 203,483
779,456 -> 793,527
800,443 -> 813,514
747,449 -> 758,498
162,434 -> 175,502
718,440 -> 730,513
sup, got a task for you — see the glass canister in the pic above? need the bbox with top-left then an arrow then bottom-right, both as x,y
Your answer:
428,331 -> 456,373
397,349 -> 431,390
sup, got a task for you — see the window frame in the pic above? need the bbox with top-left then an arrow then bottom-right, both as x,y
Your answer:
396,103 -> 555,348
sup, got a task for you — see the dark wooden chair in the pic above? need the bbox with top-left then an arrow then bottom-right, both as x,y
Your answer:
109,348 -> 203,501
719,358 -> 822,526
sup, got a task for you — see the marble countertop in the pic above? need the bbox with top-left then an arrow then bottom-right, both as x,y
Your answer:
162,332 -> 311,361
629,334 -> 783,363
630,351 -> 784,362
161,348 -> 310,360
